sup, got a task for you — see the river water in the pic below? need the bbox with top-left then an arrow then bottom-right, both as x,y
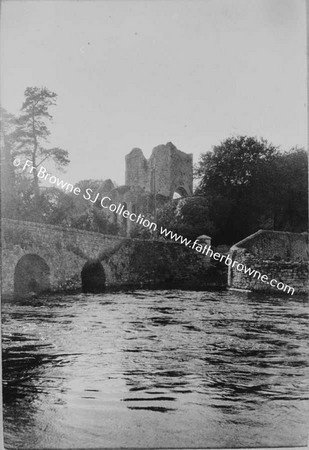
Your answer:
2,289 -> 309,448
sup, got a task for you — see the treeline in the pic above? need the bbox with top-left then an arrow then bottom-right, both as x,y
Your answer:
158,136 -> 308,244
1,87 -> 308,245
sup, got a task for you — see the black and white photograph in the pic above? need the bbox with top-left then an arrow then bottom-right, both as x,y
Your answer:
1,0 -> 308,448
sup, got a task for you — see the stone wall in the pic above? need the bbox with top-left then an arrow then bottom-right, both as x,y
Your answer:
125,148 -> 149,191
106,238 -> 214,289
232,230 -> 308,260
2,218 -> 218,297
228,230 -> 308,294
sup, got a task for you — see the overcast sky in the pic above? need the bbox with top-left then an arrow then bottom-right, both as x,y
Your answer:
1,0 -> 307,185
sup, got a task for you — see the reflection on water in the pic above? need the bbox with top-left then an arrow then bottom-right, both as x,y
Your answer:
2,290 -> 309,448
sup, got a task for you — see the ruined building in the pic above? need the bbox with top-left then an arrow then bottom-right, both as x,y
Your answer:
125,142 -> 193,198
106,142 -> 193,235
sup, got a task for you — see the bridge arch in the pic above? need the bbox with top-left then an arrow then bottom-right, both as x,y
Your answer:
14,254 -> 50,295
81,260 -> 106,293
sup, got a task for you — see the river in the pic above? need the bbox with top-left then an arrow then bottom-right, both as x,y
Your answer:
2,289 -> 309,448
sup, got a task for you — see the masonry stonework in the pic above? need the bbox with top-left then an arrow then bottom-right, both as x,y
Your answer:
125,142 -> 193,198
2,218 -> 216,297
228,230 -> 308,294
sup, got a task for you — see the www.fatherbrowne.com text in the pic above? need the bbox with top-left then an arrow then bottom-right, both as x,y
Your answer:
15,158 -> 295,296
159,228 -> 295,295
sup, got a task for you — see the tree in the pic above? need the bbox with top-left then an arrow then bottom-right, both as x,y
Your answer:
272,148 -> 308,232
157,197 -> 215,241
35,182 -> 121,235
195,136 -> 280,244
130,212 -> 157,239
12,87 -> 69,199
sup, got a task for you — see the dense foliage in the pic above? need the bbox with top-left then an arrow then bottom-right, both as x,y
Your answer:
194,136 -> 308,244
157,197 -> 215,241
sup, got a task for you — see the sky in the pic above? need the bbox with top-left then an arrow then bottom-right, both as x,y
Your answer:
1,0 -> 307,185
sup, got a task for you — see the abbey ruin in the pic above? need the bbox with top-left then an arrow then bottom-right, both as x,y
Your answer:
125,142 -> 193,198
98,142 -> 193,236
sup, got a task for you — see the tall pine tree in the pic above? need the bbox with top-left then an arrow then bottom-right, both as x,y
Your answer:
13,87 -> 69,199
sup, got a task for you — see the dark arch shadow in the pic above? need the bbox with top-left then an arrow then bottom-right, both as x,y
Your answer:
14,254 -> 50,296
81,260 -> 106,293
122,202 -> 128,233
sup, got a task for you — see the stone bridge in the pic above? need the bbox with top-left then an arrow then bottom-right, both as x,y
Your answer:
2,219 -> 212,297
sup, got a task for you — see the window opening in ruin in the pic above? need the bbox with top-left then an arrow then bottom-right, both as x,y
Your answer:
172,186 -> 188,200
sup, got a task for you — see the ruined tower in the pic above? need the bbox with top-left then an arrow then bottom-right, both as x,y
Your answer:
125,142 -> 193,199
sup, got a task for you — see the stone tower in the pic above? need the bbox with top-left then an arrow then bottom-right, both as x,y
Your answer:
125,142 -> 193,199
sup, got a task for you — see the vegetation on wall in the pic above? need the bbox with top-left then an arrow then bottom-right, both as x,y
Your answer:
157,197 -> 215,241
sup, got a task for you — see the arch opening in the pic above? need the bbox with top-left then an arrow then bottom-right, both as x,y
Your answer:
81,260 -> 106,293
122,202 -> 128,232
172,186 -> 188,200
14,254 -> 50,295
